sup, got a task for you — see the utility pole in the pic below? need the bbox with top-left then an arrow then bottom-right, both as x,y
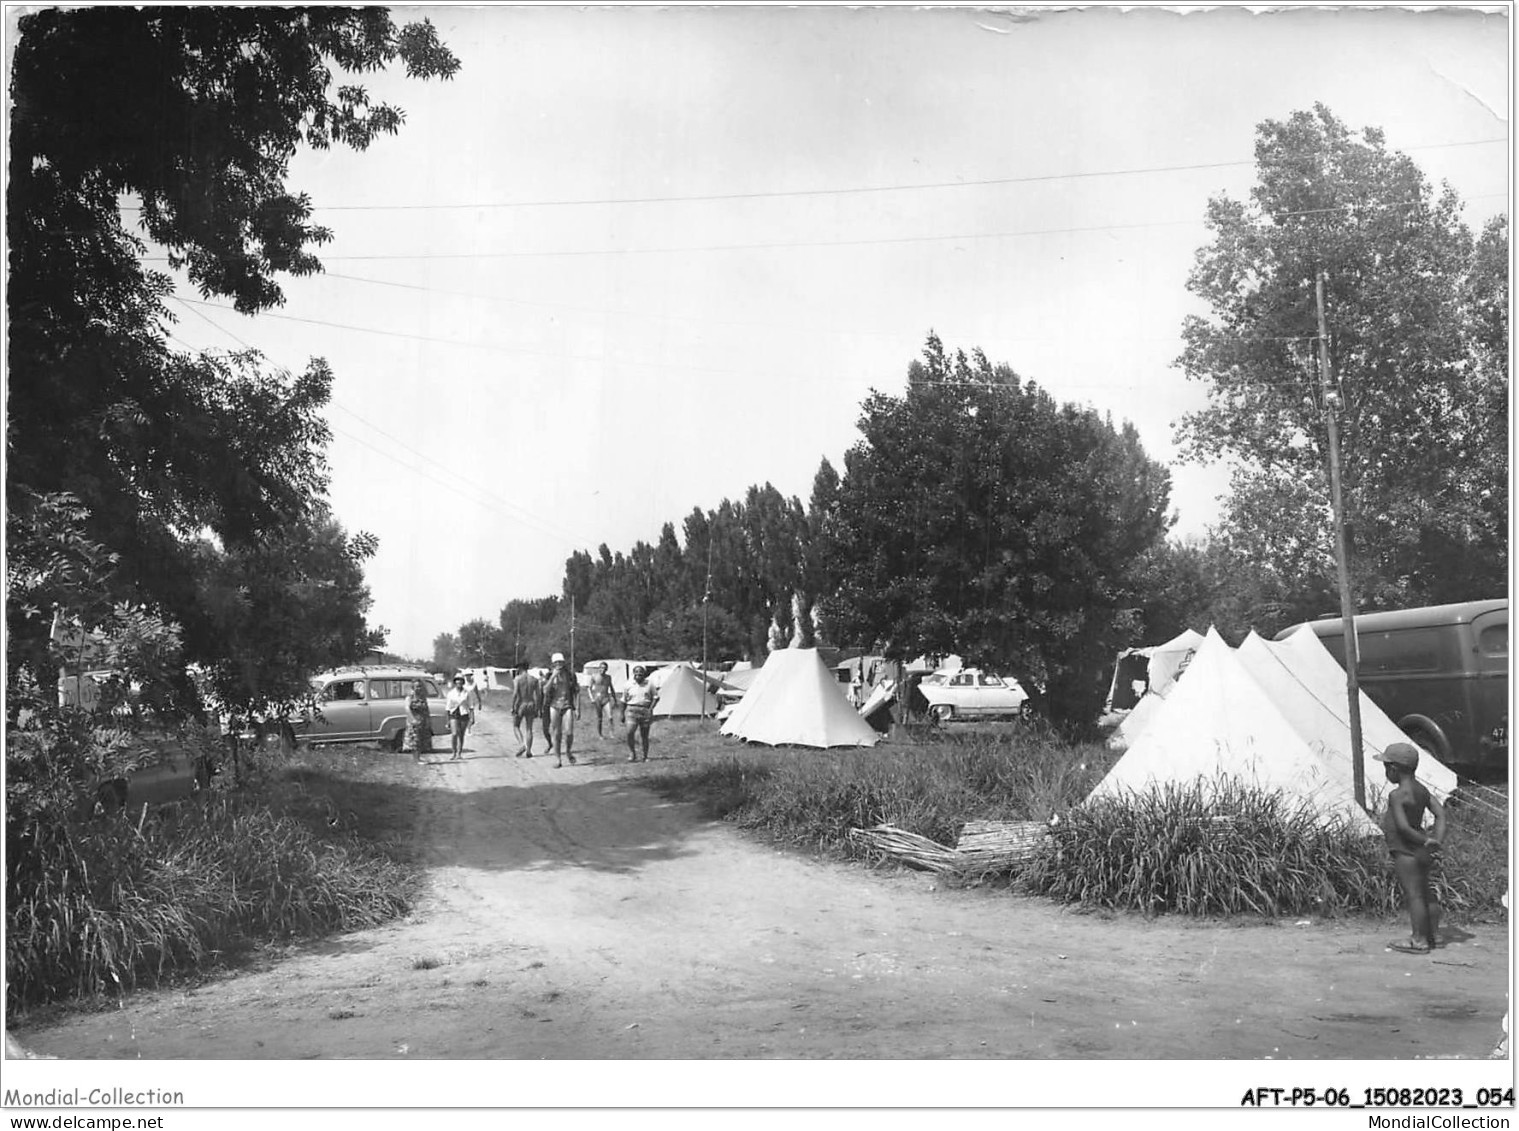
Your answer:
700,535 -> 713,719
1317,271 -> 1367,811
570,595 -> 576,674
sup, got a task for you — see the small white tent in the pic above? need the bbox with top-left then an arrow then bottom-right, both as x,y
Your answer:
1088,628 -> 1378,834
1104,628 -> 1205,743
720,647 -> 880,748
652,662 -> 714,718
1147,627 -> 1205,698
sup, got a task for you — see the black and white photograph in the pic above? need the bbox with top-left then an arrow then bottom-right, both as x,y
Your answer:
2,1 -> 1510,1122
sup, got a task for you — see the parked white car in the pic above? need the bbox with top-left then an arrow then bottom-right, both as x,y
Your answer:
919,668 -> 1029,722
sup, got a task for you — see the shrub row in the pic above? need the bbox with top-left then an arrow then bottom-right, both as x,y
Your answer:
651,732 -> 1507,921
648,729 -> 1113,855
7,741 -> 420,1011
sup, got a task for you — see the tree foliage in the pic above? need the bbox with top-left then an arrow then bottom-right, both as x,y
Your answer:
819,335 -> 1174,728
187,510 -> 383,716
7,8 -> 458,706
1177,104 -> 1507,610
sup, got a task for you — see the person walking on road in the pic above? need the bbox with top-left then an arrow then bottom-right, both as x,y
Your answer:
586,661 -> 615,738
445,674 -> 474,760
511,664 -> 542,757
622,665 -> 659,762
543,652 -> 580,768
402,678 -> 434,760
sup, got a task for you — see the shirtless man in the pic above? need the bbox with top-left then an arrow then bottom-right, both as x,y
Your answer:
542,652 -> 580,768
510,665 -> 542,757
585,662 -> 615,737
1376,742 -> 1447,954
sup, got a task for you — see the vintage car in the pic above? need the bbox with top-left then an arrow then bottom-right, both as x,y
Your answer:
918,668 -> 1030,723
292,667 -> 450,750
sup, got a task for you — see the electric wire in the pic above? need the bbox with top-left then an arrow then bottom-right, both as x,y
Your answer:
117,136 -> 1508,214
168,295 -> 602,549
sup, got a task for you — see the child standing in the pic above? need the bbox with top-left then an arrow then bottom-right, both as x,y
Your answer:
1376,742 -> 1447,954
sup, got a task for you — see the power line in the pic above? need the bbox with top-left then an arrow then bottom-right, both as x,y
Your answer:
170,295 -> 602,549
328,404 -> 599,549
328,419 -> 591,549
172,296 -> 887,382
142,191 -> 1506,266
120,137 -> 1507,214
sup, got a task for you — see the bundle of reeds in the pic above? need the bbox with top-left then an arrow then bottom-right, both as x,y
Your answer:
954,819 -> 1050,870
847,824 -> 962,873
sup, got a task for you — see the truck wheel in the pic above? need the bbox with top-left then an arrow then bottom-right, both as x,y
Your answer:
1399,716 -> 1452,761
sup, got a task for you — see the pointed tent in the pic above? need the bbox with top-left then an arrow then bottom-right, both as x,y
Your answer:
720,666 -> 762,694
1106,689 -> 1166,752
1088,629 -> 1378,834
652,662 -> 714,718
1105,627 -> 1205,736
1262,626 -> 1460,800
1147,627 -> 1205,698
720,647 -> 880,748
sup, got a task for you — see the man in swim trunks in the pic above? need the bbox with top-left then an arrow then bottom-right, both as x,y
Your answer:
511,664 -> 542,758
585,661 -> 615,738
542,652 -> 580,768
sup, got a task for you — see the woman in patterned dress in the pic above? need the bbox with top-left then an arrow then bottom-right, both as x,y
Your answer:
403,679 -> 433,758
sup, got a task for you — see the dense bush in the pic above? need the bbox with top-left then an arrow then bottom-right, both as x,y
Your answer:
6,714 -> 420,1011
1018,777 -> 1506,920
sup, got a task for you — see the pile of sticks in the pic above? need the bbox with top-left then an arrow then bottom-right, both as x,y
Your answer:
847,825 -> 963,873
849,819 -> 1052,876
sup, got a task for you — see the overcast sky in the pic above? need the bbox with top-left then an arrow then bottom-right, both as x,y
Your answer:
157,4 -> 1510,661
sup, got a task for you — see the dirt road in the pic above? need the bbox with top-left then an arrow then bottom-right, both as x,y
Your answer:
16,706 -> 1509,1062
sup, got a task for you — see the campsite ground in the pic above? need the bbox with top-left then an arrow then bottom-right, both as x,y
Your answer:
14,706 -> 1508,1071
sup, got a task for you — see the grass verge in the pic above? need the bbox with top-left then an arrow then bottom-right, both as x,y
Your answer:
645,724 -> 1113,857
7,737 -> 423,1013
644,723 -> 1507,922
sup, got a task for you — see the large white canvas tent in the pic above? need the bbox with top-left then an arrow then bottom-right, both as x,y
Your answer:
1243,626 -> 1459,800
720,647 -> 880,748
652,662 -> 714,718
1088,628 -> 1379,834
1106,689 -> 1166,752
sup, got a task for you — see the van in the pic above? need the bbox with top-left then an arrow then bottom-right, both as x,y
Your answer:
1275,600 -> 1508,771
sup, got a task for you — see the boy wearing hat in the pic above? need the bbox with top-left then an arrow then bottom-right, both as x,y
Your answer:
1376,741 -> 1447,954
542,652 -> 580,768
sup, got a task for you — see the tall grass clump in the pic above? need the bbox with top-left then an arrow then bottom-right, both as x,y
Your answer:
7,715 -> 421,1012
1019,776 -> 1507,920
1430,784 -> 1508,921
648,729 -> 1113,857
1020,779 -> 1391,916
